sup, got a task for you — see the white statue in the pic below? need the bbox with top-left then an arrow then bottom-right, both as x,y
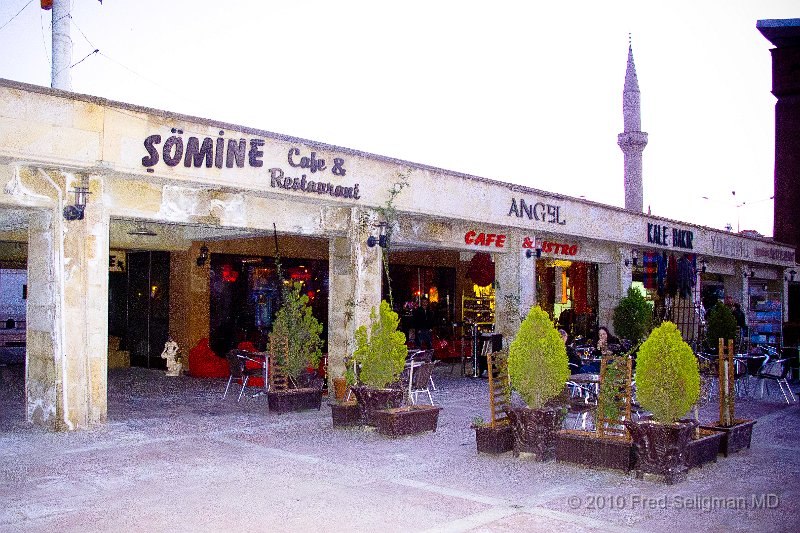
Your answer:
161,338 -> 182,376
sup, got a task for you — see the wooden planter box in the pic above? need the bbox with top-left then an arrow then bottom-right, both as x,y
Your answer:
330,401 -> 362,427
685,428 -> 724,469
267,387 -> 323,414
505,406 -> 566,461
351,386 -> 403,427
626,420 -> 695,485
699,419 -> 756,457
474,424 -> 514,454
556,430 -> 635,471
374,405 -> 442,437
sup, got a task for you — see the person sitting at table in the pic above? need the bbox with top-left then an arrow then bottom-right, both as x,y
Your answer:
596,326 -> 618,357
580,326 -> 617,373
559,329 -> 582,375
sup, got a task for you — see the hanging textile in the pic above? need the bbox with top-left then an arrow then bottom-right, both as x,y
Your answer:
538,266 -> 556,316
642,252 -> 658,290
656,252 -> 667,297
666,254 -> 678,297
677,254 -> 696,299
569,263 -> 589,314
467,252 -> 495,287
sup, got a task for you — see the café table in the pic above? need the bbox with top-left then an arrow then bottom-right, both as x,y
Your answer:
568,372 -> 600,400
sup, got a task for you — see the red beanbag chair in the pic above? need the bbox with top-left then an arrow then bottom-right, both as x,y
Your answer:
188,338 -> 230,378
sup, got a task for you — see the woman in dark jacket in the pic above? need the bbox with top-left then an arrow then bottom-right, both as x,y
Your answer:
560,329 -> 582,375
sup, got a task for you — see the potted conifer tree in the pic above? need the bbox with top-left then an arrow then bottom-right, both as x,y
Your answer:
505,306 -> 571,460
266,282 -> 325,414
625,321 -> 700,484
349,300 -> 408,426
612,286 -> 653,344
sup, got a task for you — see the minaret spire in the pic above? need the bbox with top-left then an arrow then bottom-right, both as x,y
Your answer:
618,37 -> 648,212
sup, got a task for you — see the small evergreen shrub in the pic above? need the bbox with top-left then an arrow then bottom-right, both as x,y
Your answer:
635,321 -> 700,424
508,306 -> 570,410
353,300 -> 408,389
612,286 -> 653,343
704,302 -> 737,353
269,282 -> 324,382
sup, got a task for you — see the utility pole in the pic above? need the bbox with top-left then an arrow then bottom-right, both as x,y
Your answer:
50,0 -> 72,90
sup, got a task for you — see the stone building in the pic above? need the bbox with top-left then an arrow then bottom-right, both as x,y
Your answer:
0,64 -> 795,430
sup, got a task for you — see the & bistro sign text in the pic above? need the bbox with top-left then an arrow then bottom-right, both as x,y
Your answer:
141,130 -> 361,200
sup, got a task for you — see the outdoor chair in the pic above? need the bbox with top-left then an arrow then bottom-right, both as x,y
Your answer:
404,361 -> 435,405
757,357 -> 797,404
409,349 -> 437,390
223,350 -> 266,402
566,380 -> 596,430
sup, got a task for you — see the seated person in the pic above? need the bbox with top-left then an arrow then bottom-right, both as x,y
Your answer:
595,326 -> 619,357
559,329 -> 582,375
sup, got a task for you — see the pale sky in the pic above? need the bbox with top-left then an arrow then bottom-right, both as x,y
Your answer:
1,1 -> 797,237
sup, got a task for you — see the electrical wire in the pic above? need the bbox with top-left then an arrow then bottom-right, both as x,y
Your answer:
0,0 -> 34,33
71,16 -> 95,48
39,6 -> 50,66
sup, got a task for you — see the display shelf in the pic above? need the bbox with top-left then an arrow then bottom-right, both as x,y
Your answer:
747,281 -> 782,348
462,294 -> 495,334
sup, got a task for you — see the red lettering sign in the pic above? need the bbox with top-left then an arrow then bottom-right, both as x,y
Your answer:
465,231 -> 506,248
526,239 -> 579,256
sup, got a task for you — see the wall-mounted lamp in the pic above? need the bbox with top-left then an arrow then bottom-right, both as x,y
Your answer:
700,257 -> 708,273
624,249 -> 638,267
786,269 -> 797,282
63,176 -> 90,221
743,269 -> 755,279
525,248 -> 542,259
367,222 -> 388,248
196,244 -> 209,267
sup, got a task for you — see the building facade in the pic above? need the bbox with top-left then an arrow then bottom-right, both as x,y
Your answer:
0,78 -> 795,431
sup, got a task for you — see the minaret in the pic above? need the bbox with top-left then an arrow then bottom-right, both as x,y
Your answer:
618,39 -> 647,212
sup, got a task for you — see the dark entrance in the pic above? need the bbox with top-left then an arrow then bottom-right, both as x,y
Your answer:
109,251 -> 170,369
208,254 -> 329,357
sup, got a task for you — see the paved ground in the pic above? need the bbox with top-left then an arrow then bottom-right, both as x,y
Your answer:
0,363 -> 798,532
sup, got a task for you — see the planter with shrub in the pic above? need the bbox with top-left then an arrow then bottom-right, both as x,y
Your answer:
348,300 -> 407,426
267,282 -> 325,414
505,306 -> 570,460
625,321 -> 700,484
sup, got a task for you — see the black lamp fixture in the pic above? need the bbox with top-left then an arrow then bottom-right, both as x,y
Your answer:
63,176 -> 90,221
524,236 -> 542,258
196,244 -> 209,267
743,269 -> 755,279
367,222 -> 388,248
525,247 -> 542,259
700,257 -> 708,273
786,269 -> 797,282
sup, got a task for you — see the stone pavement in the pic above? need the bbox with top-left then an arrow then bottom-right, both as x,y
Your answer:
0,363 -> 798,532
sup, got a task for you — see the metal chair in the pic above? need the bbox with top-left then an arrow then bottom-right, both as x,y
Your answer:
757,357 -> 797,404
409,349 -> 437,390
566,380 -> 596,430
223,350 -> 266,402
405,361 -> 435,405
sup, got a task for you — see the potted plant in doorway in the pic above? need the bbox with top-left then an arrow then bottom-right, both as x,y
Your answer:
504,306 -> 571,460
349,300 -> 408,426
266,282 -> 325,414
625,321 -> 700,484
612,286 -> 653,345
